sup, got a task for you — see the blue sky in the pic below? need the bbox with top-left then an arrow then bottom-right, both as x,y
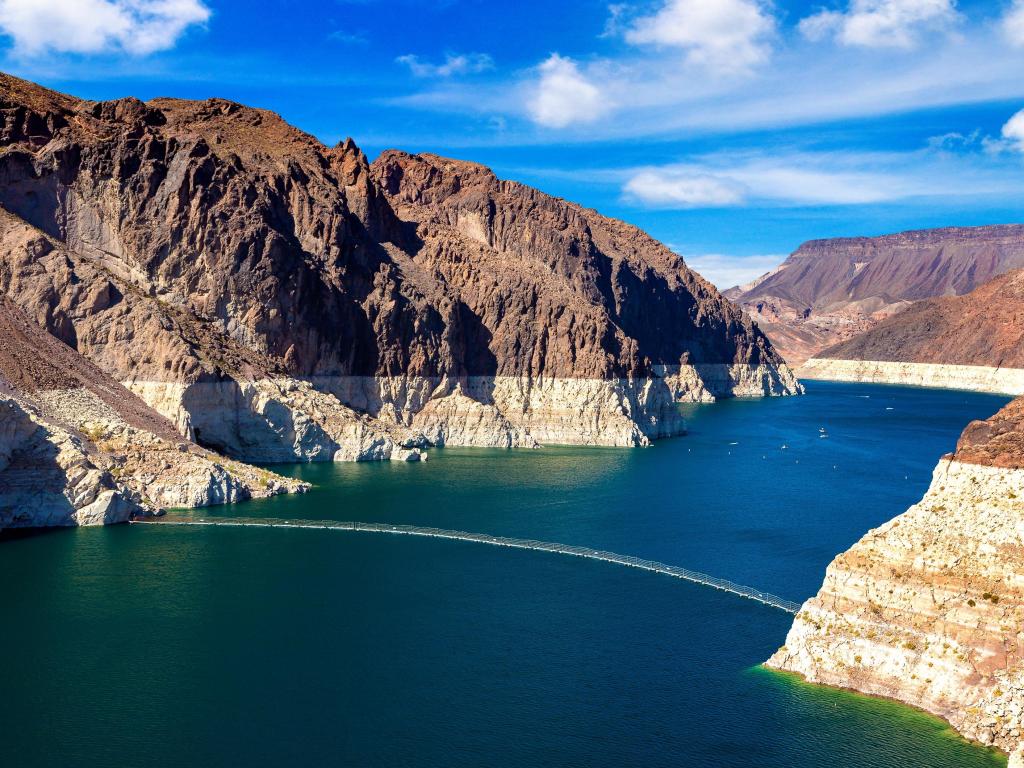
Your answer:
2,0 -> 1024,287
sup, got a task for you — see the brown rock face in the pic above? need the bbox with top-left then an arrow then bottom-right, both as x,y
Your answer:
371,151 -> 779,375
817,268 -> 1024,367
0,72 -> 798,462
956,397 -> 1024,470
726,226 -> 1024,364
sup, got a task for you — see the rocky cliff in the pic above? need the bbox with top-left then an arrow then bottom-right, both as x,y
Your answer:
801,269 -> 1024,394
0,73 -> 799,464
767,397 -> 1024,765
0,295 -> 305,528
726,226 -> 1024,365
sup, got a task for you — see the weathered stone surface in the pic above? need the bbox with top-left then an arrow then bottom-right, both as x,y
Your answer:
768,397 -> 1024,762
0,73 -> 799,464
727,226 -> 1024,364
800,269 -> 1024,392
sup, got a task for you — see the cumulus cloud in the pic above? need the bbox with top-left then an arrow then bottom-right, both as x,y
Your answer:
623,170 -> 747,207
799,0 -> 960,48
625,0 -> 776,73
396,52 -> 493,78
527,54 -> 611,128
1006,0 -> 1024,46
0,0 -> 210,56
1002,108 -> 1024,152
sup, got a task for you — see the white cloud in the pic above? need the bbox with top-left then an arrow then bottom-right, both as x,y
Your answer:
617,143 -> 1024,210
623,170 -> 747,207
680,253 -> 786,289
625,0 -> 775,72
624,155 -> 911,208
327,29 -> 367,46
392,4 -> 1024,145
1002,108 -> 1024,152
1006,0 -> 1024,46
396,52 -> 493,78
0,0 -> 209,56
527,54 -> 612,128
799,0 -> 959,48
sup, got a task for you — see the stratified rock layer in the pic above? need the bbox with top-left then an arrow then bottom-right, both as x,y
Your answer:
726,226 -> 1024,364
767,397 -> 1024,764
0,73 -> 799,464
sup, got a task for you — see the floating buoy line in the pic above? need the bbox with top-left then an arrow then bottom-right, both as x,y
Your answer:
131,516 -> 803,614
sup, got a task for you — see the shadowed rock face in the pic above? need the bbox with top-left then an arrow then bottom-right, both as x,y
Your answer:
371,151 -> 781,375
768,396 -> 1024,764
727,226 -> 1024,364
0,72 -> 799,462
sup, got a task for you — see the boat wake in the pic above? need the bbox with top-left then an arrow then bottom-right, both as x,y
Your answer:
131,516 -> 803,614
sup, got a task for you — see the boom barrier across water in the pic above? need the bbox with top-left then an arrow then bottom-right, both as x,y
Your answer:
132,516 -> 803,614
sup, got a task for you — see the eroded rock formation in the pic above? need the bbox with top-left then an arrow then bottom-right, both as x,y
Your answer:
800,269 -> 1024,393
0,73 -> 799,464
0,295 -> 305,528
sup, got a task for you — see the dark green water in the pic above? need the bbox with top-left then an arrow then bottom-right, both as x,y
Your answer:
0,382 -> 1013,767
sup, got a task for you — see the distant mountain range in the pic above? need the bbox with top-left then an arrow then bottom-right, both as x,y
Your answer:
726,225 -> 1024,365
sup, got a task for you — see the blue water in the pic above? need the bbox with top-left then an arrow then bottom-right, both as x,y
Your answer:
0,381 -> 1012,767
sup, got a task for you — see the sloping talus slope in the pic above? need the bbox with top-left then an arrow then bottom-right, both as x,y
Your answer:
0,73 -> 799,461
726,226 -> 1024,365
0,296 -> 304,529
768,397 -> 1024,766
801,269 -> 1024,394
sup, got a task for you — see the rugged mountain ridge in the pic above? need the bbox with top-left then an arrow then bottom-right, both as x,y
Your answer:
0,72 -> 799,464
0,295 -> 305,528
726,225 -> 1024,364
768,396 -> 1024,765
800,269 -> 1024,394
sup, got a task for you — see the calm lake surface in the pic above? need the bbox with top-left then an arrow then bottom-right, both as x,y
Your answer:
0,381 -> 1014,767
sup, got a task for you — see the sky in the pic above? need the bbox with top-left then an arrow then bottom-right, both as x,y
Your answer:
1,0 -> 1024,288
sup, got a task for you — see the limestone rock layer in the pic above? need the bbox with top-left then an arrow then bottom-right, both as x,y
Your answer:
800,269 -> 1024,393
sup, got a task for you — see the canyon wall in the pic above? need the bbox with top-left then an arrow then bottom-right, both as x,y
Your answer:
0,295 -> 305,529
727,227 -> 1024,365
